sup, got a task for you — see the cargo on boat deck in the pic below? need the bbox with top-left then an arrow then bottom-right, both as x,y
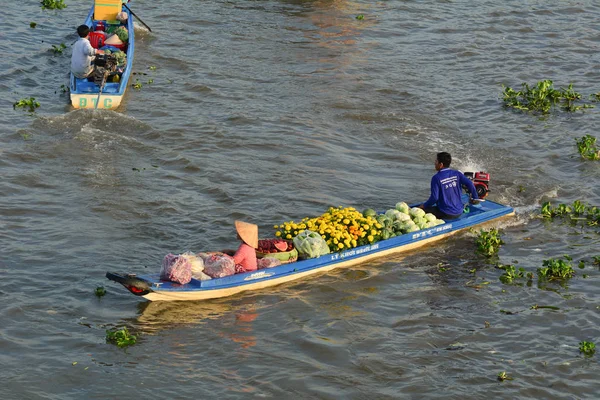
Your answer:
94,0 -> 122,21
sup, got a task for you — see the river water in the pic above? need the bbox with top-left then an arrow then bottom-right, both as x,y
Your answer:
2,0 -> 599,398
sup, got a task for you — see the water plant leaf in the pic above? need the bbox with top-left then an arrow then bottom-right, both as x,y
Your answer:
575,135 -> 600,161
106,327 -> 137,348
579,341 -> 595,356
501,80 -> 593,114
41,0 -> 66,10
475,228 -> 503,257
13,97 -> 40,113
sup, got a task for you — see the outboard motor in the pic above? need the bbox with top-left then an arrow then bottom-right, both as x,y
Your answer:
463,171 -> 490,199
92,54 -> 118,86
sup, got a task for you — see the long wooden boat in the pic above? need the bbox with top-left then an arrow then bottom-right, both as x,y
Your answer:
70,2 -> 135,109
106,198 -> 514,302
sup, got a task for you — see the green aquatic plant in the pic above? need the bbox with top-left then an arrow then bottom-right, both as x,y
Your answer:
537,256 -> 574,280
132,79 -> 142,90
497,371 -> 513,381
51,43 -> 66,55
502,80 -> 593,114
30,22 -> 37,28
13,97 -> 40,112
41,0 -> 66,10
356,14 -> 365,20
497,264 -> 533,284
106,327 -> 137,348
575,135 -> 600,161
579,341 -> 595,356
474,228 -> 503,257
95,286 -> 106,297
540,200 -> 600,226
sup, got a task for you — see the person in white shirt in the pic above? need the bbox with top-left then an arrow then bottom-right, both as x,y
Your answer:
71,25 -> 104,79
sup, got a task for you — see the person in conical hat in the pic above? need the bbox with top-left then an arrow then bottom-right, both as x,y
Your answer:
231,220 -> 258,273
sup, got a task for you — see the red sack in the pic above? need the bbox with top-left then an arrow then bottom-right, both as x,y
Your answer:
160,253 -> 192,284
203,253 -> 236,278
257,258 -> 281,269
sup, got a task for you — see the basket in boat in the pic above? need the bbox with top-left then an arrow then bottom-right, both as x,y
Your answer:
256,247 -> 298,264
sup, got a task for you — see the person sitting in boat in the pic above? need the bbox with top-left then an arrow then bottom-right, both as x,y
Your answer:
419,152 -> 479,220
223,221 -> 259,273
71,24 -> 104,79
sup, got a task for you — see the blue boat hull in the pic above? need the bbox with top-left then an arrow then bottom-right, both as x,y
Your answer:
107,198 -> 514,302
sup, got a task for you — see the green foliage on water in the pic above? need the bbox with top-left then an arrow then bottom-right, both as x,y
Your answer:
41,0 -> 66,10
502,80 -> 594,114
575,135 -> 600,161
13,97 -> 40,113
51,43 -> 66,55
356,14 -> 365,20
541,200 -> 600,227
474,228 -> 503,257
106,327 -> 137,348
132,79 -> 142,90
497,371 -> 513,381
579,341 -> 596,356
94,286 -> 106,297
497,264 -> 533,284
30,22 -> 37,28
537,256 -> 575,281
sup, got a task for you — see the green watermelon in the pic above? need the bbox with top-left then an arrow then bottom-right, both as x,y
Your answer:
362,208 -> 377,217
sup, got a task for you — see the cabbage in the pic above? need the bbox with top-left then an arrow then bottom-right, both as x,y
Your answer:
406,225 -> 420,232
412,216 -> 425,226
409,207 -> 426,218
424,213 -> 437,223
292,230 -> 330,259
396,213 -> 411,222
434,219 -> 445,226
395,202 -> 410,214
385,209 -> 400,220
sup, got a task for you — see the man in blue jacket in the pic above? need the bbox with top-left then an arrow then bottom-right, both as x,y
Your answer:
419,152 -> 479,220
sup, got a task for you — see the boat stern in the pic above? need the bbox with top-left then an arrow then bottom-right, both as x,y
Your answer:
70,93 -> 123,109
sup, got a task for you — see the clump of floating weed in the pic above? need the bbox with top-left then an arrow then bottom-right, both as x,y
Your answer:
502,80 -> 593,114
474,228 -> 503,257
497,264 -> 533,285
537,255 -> 575,281
41,0 -> 66,10
497,371 -> 513,381
541,200 -> 600,227
575,135 -> 600,161
579,341 -> 596,357
106,327 -> 137,348
13,97 -> 40,113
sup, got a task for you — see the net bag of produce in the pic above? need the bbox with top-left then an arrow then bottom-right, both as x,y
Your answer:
257,257 -> 282,269
203,253 -> 236,278
293,230 -> 330,259
180,252 -> 211,281
160,253 -> 192,284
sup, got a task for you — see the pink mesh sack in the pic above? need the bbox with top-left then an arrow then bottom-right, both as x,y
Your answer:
160,253 -> 192,284
203,253 -> 236,278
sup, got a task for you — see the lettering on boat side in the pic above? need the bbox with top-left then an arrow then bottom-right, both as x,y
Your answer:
411,224 -> 453,240
330,243 -> 381,261
244,271 -> 274,281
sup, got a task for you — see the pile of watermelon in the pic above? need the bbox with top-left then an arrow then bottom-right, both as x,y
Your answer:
257,239 -> 294,254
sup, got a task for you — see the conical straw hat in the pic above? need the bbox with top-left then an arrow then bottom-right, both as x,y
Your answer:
235,220 -> 258,249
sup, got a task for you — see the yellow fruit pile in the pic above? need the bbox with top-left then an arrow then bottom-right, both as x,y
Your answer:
274,206 -> 383,252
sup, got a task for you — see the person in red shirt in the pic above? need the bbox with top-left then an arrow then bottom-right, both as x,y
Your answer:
230,220 -> 258,273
